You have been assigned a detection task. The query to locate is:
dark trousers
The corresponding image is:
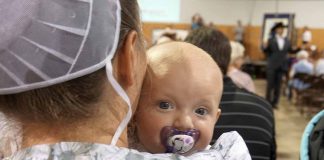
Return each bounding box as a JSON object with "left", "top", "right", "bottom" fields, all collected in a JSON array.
[{"left": 266, "top": 68, "right": 284, "bottom": 107}]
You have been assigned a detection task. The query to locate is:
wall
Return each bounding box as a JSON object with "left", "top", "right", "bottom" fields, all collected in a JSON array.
[
  {"left": 143, "top": 23, "right": 324, "bottom": 61},
  {"left": 180, "top": 0, "right": 252, "bottom": 25},
  {"left": 179, "top": 0, "right": 324, "bottom": 28},
  {"left": 250, "top": 1, "right": 324, "bottom": 28},
  {"left": 142, "top": 23, "right": 266, "bottom": 60},
  {"left": 142, "top": 0, "right": 324, "bottom": 60}
]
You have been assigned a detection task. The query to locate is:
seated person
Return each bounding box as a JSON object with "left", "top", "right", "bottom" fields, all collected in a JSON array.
[
  {"left": 185, "top": 27, "right": 276, "bottom": 160},
  {"left": 289, "top": 50, "right": 314, "bottom": 90},
  {"left": 315, "top": 51, "right": 324, "bottom": 76},
  {"left": 155, "top": 28, "right": 177, "bottom": 45},
  {"left": 129, "top": 42, "right": 251, "bottom": 159},
  {"left": 300, "top": 110, "right": 324, "bottom": 160},
  {"left": 227, "top": 41, "right": 255, "bottom": 93}
]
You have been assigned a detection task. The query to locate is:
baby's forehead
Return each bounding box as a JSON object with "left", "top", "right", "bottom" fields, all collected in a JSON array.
[
  {"left": 146, "top": 42, "right": 223, "bottom": 86},
  {"left": 147, "top": 42, "right": 218, "bottom": 73},
  {"left": 148, "top": 42, "right": 207, "bottom": 62}
]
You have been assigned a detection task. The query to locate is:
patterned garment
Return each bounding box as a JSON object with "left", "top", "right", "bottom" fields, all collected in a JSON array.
[
  {"left": 0, "top": 113, "right": 21, "bottom": 159},
  {"left": 213, "top": 77, "right": 275, "bottom": 160},
  {"left": 3, "top": 131, "right": 251, "bottom": 160}
]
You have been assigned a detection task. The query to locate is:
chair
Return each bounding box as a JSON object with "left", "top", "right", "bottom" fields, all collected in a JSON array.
[
  {"left": 300, "top": 110, "right": 324, "bottom": 160},
  {"left": 295, "top": 75, "right": 324, "bottom": 114},
  {"left": 292, "top": 74, "right": 315, "bottom": 113}
]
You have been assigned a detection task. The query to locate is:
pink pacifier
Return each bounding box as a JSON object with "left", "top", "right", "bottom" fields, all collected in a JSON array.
[{"left": 160, "top": 126, "right": 200, "bottom": 154}]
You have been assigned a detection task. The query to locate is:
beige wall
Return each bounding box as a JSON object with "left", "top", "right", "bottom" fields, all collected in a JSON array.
[
  {"left": 143, "top": 22, "right": 324, "bottom": 61},
  {"left": 178, "top": 0, "right": 324, "bottom": 28}
]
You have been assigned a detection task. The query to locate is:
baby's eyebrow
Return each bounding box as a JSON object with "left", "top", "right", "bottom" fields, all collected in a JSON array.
[{"left": 196, "top": 99, "right": 217, "bottom": 106}]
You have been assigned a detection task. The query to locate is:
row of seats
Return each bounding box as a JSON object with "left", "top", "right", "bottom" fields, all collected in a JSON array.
[{"left": 290, "top": 73, "right": 324, "bottom": 114}]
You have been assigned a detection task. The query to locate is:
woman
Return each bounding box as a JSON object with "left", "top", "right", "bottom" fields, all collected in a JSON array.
[
  {"left": 0, "top": 0, "right": 250, "bottom": 159},
  {"left": 227, "top": 41, "right": 255, "bottom": 93},
  {"left": 0, "top": 0, "right": 147, "bottom": 158}
]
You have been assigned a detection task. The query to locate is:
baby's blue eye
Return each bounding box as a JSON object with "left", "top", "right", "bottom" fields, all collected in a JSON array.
[
  {"left": 195, "top": 108, "right": 208, "bottom": 116},
  {"left": 159, "top": 102, "right": 173, "bottom": 110}
]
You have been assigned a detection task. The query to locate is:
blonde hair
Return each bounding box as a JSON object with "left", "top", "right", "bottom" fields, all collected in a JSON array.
[
  {"left": 230, "top": 41, "right": 245, "bottom": 64},
  {"left": 297, "top": 50, "right": 309, "bottom": 59}
]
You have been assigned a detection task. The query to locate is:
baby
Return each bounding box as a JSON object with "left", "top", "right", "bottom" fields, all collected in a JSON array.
[{"left": 130, "top": 42, "right": 223, "bottom": 155}]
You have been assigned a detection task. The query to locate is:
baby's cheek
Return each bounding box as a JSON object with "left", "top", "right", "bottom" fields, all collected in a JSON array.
[
  {"left": 137, "top": 114, "right": 169, "bottom": 153},
  {"left": 194, "top": 120, "right": 215, "bottom": 150},
  {"left": 195, "top": 132, "right": 213, "bottom": 150}
]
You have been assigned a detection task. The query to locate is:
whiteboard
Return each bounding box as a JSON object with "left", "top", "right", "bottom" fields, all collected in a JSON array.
[{"left": 138, "top": 0, "right": 181, "bottom": 23}]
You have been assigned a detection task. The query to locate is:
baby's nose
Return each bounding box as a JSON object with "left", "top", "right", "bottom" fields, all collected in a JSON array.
[{"left": 173, "top": 114, "right": 194, "bottom": 130}]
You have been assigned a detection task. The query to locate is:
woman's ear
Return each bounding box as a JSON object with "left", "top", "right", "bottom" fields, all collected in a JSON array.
[{"left": 115, "top": 31, "right": 138, "bottom": 89}]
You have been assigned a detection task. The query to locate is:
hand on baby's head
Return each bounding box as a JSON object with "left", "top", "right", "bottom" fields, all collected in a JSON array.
[{"left": 133, "top": 42, "right": 223, "bottom": 155}]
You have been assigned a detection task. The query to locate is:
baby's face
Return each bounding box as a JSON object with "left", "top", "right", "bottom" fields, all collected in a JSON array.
[{"left": 135, "top": 57, "right": 222, "bottom": 155}]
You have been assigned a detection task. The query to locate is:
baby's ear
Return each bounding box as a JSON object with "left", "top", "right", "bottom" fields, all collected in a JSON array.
[{"left": 215, "top": 108, "right": 221, "bottom": 120}]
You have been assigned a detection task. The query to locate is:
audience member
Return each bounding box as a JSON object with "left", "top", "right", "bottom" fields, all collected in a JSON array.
[
  {"left": 288, "top": 50, "right": 313, "bottom": 92},
  {"left": 263, "top": 22, "right": 292, "bottom": 108},
  {"left": 315, "top": 51, "right": 324, "bottom": 76},
  {"left": 228, "top": 41, "right": 255, "bottom": 93},
  {"left": 289, "top": 50, "right": 313, "bottom": 78},
  {"left": 300, "top": 110, "right": 324, "bottom": 160},
  {"left": 186, "top": 27, "right": 276, "bottom": 160},
  {"left": 234, "top": 20, "right": 244, "bottom": 44},
  {"left": 129, "top": 42, "right": 250, "bottom": 159},
  {"left": 302, "top": 26, "right": 312, "bottom": 45},
  {"left": 156, "top": 28, "right": 177, "bottom": 45},
  {"left": 191, "top": 13, "right": 204, "bottom": 30}
]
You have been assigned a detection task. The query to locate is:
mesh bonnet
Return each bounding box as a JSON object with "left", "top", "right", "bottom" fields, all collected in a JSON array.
[
  {"left": 0, "top": 0, "right": 131, "bottom": 145},
  {"left": 0, "top": 0, "right": 120, "bottom": 94}
]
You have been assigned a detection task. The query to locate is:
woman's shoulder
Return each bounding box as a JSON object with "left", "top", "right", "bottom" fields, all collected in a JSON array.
[
  {"left": 0, "top": 113, "right": 21, "bottom": 159},
  {"left": 5, "top": 134, "right": 251, "bottom": 160},
  {"left": 229, "top": 70, "right": 253, "bottom": 83}
]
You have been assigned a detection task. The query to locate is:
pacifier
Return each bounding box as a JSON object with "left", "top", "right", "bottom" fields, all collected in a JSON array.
[{"left": 160, "top": 126, "right": 200, "bottom": 154}]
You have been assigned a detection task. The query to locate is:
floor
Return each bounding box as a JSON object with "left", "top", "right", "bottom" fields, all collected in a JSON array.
[{"left": 254, "top": 80, "right": 310, "bottom": 160}]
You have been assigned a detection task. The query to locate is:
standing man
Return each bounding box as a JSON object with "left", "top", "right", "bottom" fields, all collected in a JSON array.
[{"left": 263, "top": 22, "right": 291, "bottom": 108}]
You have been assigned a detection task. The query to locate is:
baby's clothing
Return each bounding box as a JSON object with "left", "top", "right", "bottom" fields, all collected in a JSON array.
[
  {"left": 3, "top": 131, "right": 251, "bottom": 160},
  {"left": 0, "top": 113, "right": 21, "bottom": 159},
  {"left": 130, "top": 131, "right": 250, "bottom": 159}
]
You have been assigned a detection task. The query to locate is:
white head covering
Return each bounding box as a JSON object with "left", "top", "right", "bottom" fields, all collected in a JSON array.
[
  {"left": 230, "top": 41, "right": 245, "bottom": 63},
  {"left": 0, "top": 0, "right": 129, "bottom": 146}
]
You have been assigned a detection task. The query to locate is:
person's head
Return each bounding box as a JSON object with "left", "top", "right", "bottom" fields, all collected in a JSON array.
[
  {"left": 208, "top": 22, "right": 214, "bottom": 28},
  {"left": 237, "top": 20, "right": 242, "bottom": 26},
  {"left": 297, "top": 50, "right": 309, "bottom": 60},
  {"left": 185, "top": 27, "right": 231, "bottom": 75},
  {"left": 230, "top": 41, "right": 245, "bottom": 69},
  {"left": 191, "top": 14, "right": 201, "bottom": 23},
  {"left": 156, "top": 29, "right": 177, "bottom": 45},
  {"left": 0, "top": 0, "right": 146, "bottom": 139},
  {"left": 191, "top": 13, "right": 204, "bottom": 30},
  {"left": 134, "top": 42, "right": 223, "bottom": 155},
  {"left": 276, "top": 27, "right": 284, "bottom": 36},
  {"left": 272, "top": 22, "right": 286, "bottom": 37}
]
